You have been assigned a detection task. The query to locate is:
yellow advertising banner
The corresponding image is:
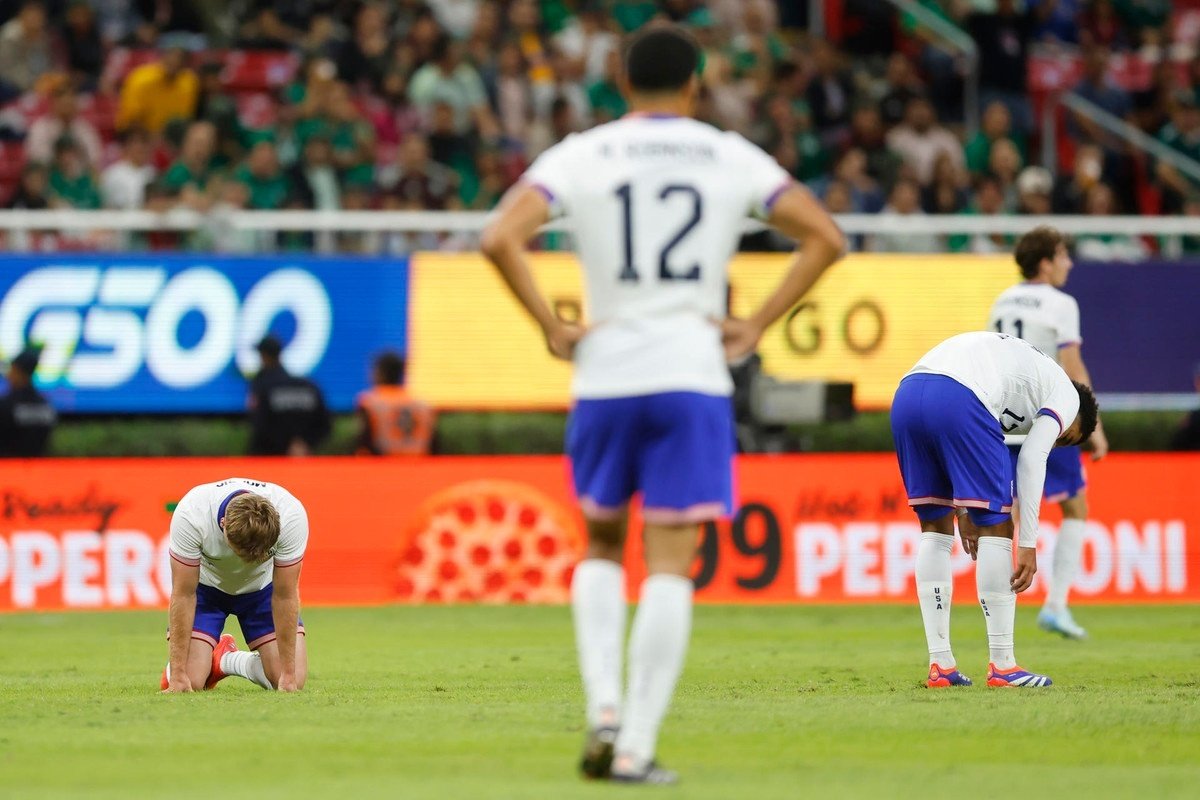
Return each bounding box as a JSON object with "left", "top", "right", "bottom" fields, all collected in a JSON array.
[{"left": 408, "top": 253, "right": 1016, "bottom": 410}]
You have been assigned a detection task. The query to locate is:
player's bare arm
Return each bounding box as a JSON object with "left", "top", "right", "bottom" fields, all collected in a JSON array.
[
  {"left": 722, "top": 185, "right": 845, "bottom": 360},
  {"left": 481, "top": 187, "right": 586, "bottom": 361},
  {"left": 1058, "top": 344, "right": 1108, "bottom": 459},
  {"left": 165, "top": 558, "right": 200, "bottom": 693},
  {"left": 271, "top": 561, "right": 302, "bottom": 692}
]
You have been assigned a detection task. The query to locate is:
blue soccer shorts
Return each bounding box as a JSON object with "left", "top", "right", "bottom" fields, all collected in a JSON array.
[
  {"left": 187, "top": 583, "right": 305, "bottom": 651},
  {"left": 567, "top": 391, "right": 734, "bottom": 524},
  {"left": 891, "top": 373, "right": 1012, "bottom": 526},
  {"left": 1009, "top": 444, "right": 1086, "bottom": 503}
]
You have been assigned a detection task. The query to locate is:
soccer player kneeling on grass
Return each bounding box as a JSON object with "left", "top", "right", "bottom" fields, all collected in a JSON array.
[
  {"left": 161, "top": 478, "right": 308, "bottom": 693},
  {"left": 891, "top": 332, "right": 1098, "bottom": 688}
]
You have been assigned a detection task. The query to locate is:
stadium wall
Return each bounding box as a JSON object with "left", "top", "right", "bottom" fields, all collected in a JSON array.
[{"left": 1, "top": 454, "right": 1196, "bottom": 612}]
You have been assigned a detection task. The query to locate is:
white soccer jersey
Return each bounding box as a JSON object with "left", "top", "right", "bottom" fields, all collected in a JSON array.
[
  {"left": 987, "top": 281, "right": 1082, "bottom": 363},
  {"left": 522, "top": 114, "right": 793, "bottom": 399},
  {"left": 168, "top": 478, "right": 308, "bottom": 595},
  {"left": 907, "top": 331, "right": 1080, "bottom": 437}
]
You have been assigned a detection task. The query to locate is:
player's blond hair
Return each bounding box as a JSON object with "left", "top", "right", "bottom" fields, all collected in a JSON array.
[{"left": 223, "top": 494, "right": 281, "bottom": 565}]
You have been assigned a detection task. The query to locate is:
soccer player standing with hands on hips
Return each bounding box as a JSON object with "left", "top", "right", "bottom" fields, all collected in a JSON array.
[
  {"left": 988, "top": 227, "right": 1108, "bottom": 639},
  {"left": 162, "top": 478, "right": 308, "bottom": 693},
  {"left": 483, "top": 25, "right": 844, "bottom": 784},
  {"left": 891, "top": 332, "right": 1099, "bottom": 689}
]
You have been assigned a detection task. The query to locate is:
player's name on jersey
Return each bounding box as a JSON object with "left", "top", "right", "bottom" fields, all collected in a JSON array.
[{"left": 611, "top": 141, "right": 717, "bottom": 161}]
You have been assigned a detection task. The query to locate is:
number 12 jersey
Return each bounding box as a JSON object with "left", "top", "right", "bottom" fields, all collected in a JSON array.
[{"left": 523, "top": 114, "right": 792, "bottom": 400}]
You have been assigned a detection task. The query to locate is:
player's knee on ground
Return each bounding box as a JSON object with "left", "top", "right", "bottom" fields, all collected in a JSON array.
[
  {"left": 256, "top": 636, "right": 308, "bottom": 689},
  {"left": 186, "top": 638, "right": 214, "bottom": 687}
]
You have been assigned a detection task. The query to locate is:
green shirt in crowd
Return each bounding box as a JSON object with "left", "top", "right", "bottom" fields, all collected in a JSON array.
[
  {"left": 233, "top": 164, "right": 290, "bottom": 210},
  {"left": 49, "top": 170, "right": 101, "bottom": 209}
]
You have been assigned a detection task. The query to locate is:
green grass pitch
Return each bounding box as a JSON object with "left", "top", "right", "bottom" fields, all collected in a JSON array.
[{"left": 1, "top": 605, "right": 1197, "bottom": 799}]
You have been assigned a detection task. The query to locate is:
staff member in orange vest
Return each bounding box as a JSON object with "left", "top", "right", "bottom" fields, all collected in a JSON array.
[{"left": 356, "top": 351, "right": 436, "bottom": 455}]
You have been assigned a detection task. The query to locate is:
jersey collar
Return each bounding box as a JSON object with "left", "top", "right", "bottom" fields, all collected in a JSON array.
[{"left": 217, "top": 490, "right": 250, "bottom": 530}]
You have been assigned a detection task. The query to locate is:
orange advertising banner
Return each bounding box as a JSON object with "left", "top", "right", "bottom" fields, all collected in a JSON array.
[{"left": 0, "top": 454, "right": 1196, "bottom": 611}]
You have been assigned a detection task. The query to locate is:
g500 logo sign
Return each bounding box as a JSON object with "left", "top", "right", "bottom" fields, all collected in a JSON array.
[{"left": 0, "top": 266, "right": 332, "bottom": 388}]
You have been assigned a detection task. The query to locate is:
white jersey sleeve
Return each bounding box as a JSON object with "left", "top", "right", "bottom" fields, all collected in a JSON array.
[
  {"left": 1055, "top": 293, "right": 1081, "bottom": 349},
  {"left": 1037, "top": 369, "right": 1081, "bottom": 436},
  {"left": 1014, "top": 415, "right": 1060, "bottom": 548},
  {"left": 272, "top": 498, "right": 309, "bottom": 568},
  {"left": 522, "top": 135, "right": 579, "bottom": 219},
  {"left": 721, "top": 131, "right": 794, "bottom": 219},
  {"left": 168, "top": 488, "right": 204, "bottom": 567}
]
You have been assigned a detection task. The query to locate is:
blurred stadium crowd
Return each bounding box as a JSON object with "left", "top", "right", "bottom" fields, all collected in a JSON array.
[{"left": 1, "top": 1, "right": 1200, "bottom": 256}]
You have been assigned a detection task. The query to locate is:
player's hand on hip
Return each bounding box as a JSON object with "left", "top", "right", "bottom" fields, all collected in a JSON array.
[
  {"left": 163, "top": 674, "right": 194, "bottom": 693},
  {"left": 719, "top": 317, "right": 764, "bottom": 362},
  {"left": 543, "top": 320, "right": 586, "bottom": 361},
  {"left": 1011, "top": 547, "right": 1037, "bottom": 593},
  {"left": 277, "top": 673, "right": 299, "bottom": 692},
  {"left": 1087, "top": 429, "right": 1109, "bottom": 461}
]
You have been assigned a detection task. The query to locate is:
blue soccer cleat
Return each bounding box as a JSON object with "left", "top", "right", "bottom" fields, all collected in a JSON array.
[
  {"left": 1038, "top": 608, "right": 1088, "bottom": 640},
  {"left": 987, "top": 664, "right": 1053, "bottom": 687},
  {"left": 927, "top": 663, "right": 973, "bottom": 687}
]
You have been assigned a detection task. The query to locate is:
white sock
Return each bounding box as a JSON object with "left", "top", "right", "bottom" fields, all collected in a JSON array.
[
  {"left": 571, "top": 559, "right": 626, "bottom": 727},
  {"left": 916, "top": 532, "right": 955, "bottom": 667},
  {"left": 220, "top": 650, "right": 274, "bottom": 690},
  {"left": 977, "top": 537, "right": 1017, "bottom": 670},
  {"left": 1044, "top": 518, "right": 1085, "bottom": 613},
  {"left": 614, "top": 574, "right": 693, "bottom": 764}
]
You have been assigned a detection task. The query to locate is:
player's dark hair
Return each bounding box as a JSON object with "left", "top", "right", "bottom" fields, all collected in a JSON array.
[
  {"left": 1014, "top": 226, "right": 1067, "bottom": 279},
  {"left": 374, "top": 351, "right": 405, "bottom": 385},
  {"left": 624, "top": 26, "right": 699, "bottom": 93},
  {"left": 1072, "top": 381, "right": 1099, "bottom": 444}
]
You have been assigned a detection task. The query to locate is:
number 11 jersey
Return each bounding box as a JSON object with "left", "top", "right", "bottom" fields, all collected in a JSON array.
[
  {"left": 522, "top": 114, "right": 792, "bottom": 400},
  {"left": 987, "top": 281, "right": 1082, "bottom": 365}
]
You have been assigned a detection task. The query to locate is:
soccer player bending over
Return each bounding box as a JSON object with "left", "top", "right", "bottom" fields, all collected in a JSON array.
[
  {"left": 987, "top": 226, "right": 1108, "bottom": 639},
  {"left": 482, "top": 25, "right": 843, "bottom": 784},
  {"left": 891, "top": 332, "right": 1098, "bottom": 688},
  {"left": 162, "top": 478, "right": 308, "bottom": 693}
]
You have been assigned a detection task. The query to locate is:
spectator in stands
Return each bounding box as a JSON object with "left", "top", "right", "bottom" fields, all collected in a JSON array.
[
  {"left": 297, "top": 13, "right": 341, "bottom": 61},
  {"left": 922, "top": 151, "right": 968, "bottom": 215},
  {"left": 25, "top": 81, "right": 104, "bottom": 169},
  {"left": 950, "top": 174, "right": 1014, "bottom": 254},
  {"left": 196, "top": 61, "right": 247, "bottom": 168},
  {"left": 336, "top": 1, "right": 391, "bottom": 91},
  {"left": 1032, "top": 0, "right": 1083, "bottom": 44},
  {"left": 728, "top": 1, "right": 788, "bottom": 84},
  {"left": 988, "top": 138, "right": 1024, "bottom": 208},
  {"left": 387, "top": 132, "right": 456, "bottom": 209},
  {"left": 1071, "top": 44, "right": 1133, "bottom": 149},
  {"left": 234, "top": 139, "right": 289, "bottom": 210},
  {"left": 964, "top": 101, "right": 1024, "bottom": 177},
  {"left": 493, "top": 42, "right": 533, "bottom": 142},
  {"left": 508, "top": 0, "right": 555, "bottom": 109},
  {"left": 101, "top": 126, "right": 157, "bottom": 209},
  {"left": 426, "top": 0, "right": 481, "bottom": 40},
  {"left": 829, "top": 147, "right": 884, "bottom": 213},
  {"left": 161, "top": 119, "right": 219, "bottom": 210},
  {"left": 63, "top": 0, "right": 104, "bottom": 90},
  {"left": 237, "top": 5, "right": 298, "bottom": 51},
  {"left": 1169, "top": 363, "right": 1200, "bottom": 451},
  {"left": 554, "top": 4, "right": 617, "bottom": 84},
  {"left": 428, "top": 100, "right": 473, "bottom": 184},
  {"left": 1156, "top": 89, "right": 1200, "bottom": 213},
  {"left": 1016, "top": 166, "right": 1054, "bottom": 215},
  {"left": 355, "top": 351, "right": 436, "bottom": 456},
  {"left": 0, "top": 346, "right": 56, "bottom": 458},
  {"left": 849, "top": 105, "right": 901, "bottom": 188},
  {"left": 1079, "top": 0, "right": 1128, "bottom": 49},
  {"left": 806, "top": 39, "right": 854, "bottom": 149},
  {"left": 1053, "top": 143, "right": 1106, "bottom": 214},
  {"left": 116, "top": 45, "right": 199, "bottom": 135},
  {"left": 247, "top": 335, "right": 331, "bottom": 457},
  {"left": 133, "top": 0, "right": 207, "bottom": 46},
  {"left": 878, "top": 53, "right": 922, "bottom": 127},
  {"left": 0, "top": 1, "right": 54, "bottom": 103},
  {"left": 463, "top": 144, "right": 505, "bottom": 210},
  {"left": 286, "top": 133, "right": 340, "bottom": 211},
  {"left": 5, "top": 161, "right": 50, "bottom": 209},
  {"left": 48, "top": 136, "right": 101, "bottom": 209},
  {"left": 965, "top": 0, "right": 1043, "bottom": 133},
  {"left": 1075, "top": 182, "right": 1150, "bottom": 260},
  {"left": 886, "top": 95, "right": 964, "bottom": 186},
  {"left": 869, "top": 178, "right": 940, "bottom": 253},
  {"left": 409, "top": 35, "right": 493, "bottom": 136}
]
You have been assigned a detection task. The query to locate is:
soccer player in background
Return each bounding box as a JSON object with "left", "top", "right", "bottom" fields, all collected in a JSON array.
[
  {"left": 891, "top": 332, "right": 1099, "bottom": 688},
  {"left": 161, "top": 478, "right": 308, "bottom": 693},
  {"left": 988, "top": 227, "right": 1108, "bottom": 639},
  {"left": 482, "top": 25, "right": 844, "bottom": 784}
]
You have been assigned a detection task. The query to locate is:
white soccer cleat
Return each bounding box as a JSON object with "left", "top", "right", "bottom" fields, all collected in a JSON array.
[{"left": 1038, "top": 607, "right": 1088, "bottom": 640}]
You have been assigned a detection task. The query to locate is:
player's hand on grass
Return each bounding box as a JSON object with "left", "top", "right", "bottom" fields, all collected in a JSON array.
[
  {"left": 164, "top": 674, "right": 193, "bottom": 693},
  {"left": 1086, "top": 429, "right": 1109, "bottom": 461},
  {"left": 277, "top": 673, "right": 299, "bottom": 693},
  {"left": 720, "top": 317, "right": 764, "bottom": 361},
  {"left": 542, "top": 320, "right": 586, "bottom": 361},
  {"left": 1011, "top": 547, "right": 1037, "bottom": 593}
]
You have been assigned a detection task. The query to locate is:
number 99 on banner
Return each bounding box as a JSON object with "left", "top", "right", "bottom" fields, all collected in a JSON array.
[{"left": 691, "top": 503, "right": 784, "bottom": 595}]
